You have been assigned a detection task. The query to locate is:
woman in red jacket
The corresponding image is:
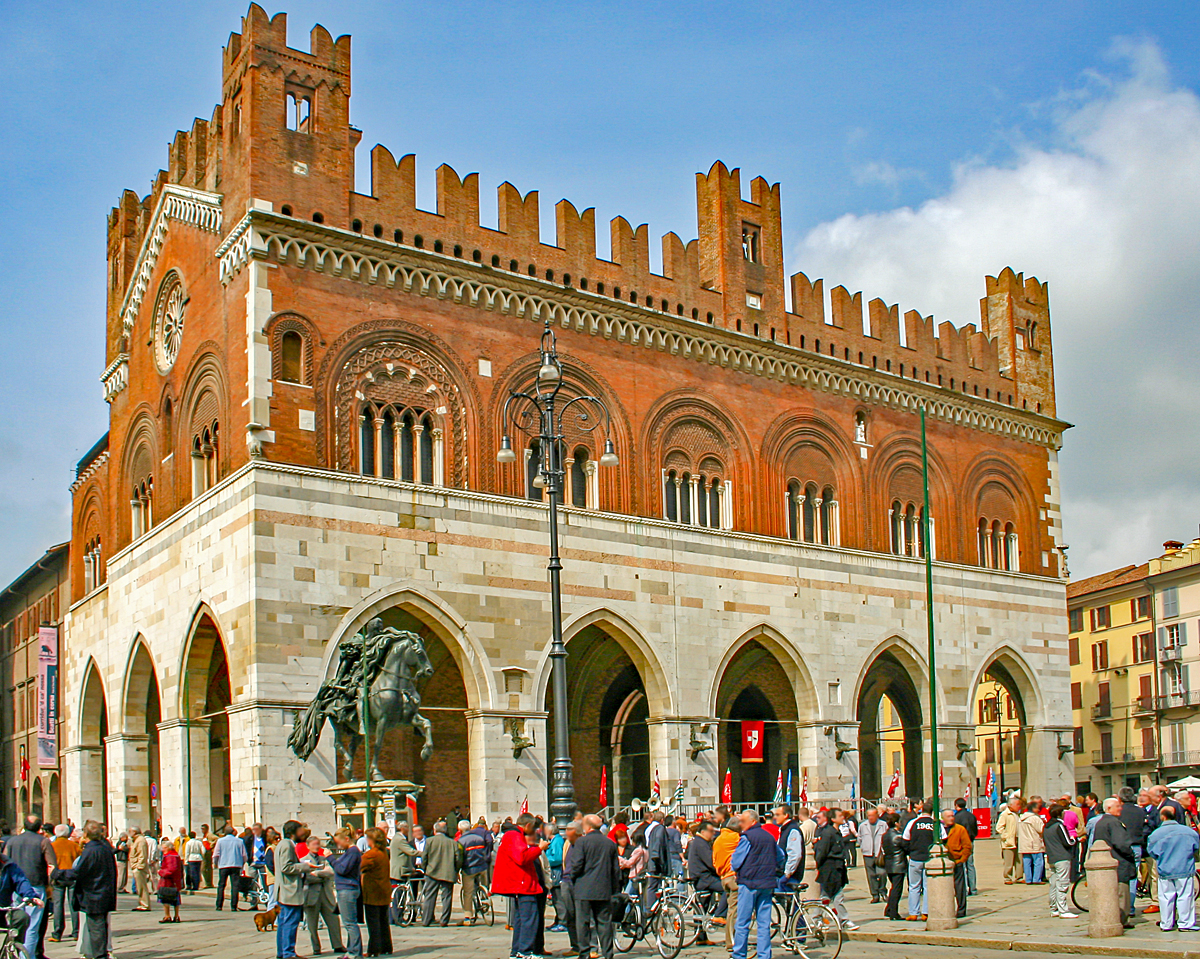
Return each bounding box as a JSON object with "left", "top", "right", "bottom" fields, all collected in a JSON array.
[
  {"left": 492, "top": 813, "right": 549, "bottom": 958},
  {"left": 157, "top": 838, "right": 184, "bottom": 923}
]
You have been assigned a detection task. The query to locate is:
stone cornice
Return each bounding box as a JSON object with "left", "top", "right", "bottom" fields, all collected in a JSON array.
[
  {"left": 100, "top": 353, "right": 129, "bottom": 403},
  {"left": 216, "top": 211, "right": 1070, "bottom": 450},
  {"left": 118, "top": 184, "right": 224, "bottom": 340},
  {"left": 70, "top": 450, "right": 110, "bottom": 495}
]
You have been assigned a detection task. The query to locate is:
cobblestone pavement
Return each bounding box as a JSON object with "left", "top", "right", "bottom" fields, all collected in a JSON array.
[{"left": 40, "top": 841, "right": 1200, "bottom": 959}]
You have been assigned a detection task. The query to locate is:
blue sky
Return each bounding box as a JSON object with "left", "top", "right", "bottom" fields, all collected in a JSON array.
[{"left": 3, "top": 1, "right": 1200, "bottom": 584}]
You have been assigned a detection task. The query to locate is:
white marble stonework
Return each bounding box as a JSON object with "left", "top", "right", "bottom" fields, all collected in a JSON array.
[{"left": 63, "top": 462, "right": 1072, "bottom": 833}]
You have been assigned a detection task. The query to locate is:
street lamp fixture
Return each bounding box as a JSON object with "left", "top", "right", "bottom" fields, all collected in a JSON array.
[{"left": 497, "top": 317, "right": 619, "bottom": 827}]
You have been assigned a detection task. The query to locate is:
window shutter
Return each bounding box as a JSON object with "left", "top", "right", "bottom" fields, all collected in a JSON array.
[
  {"left": 1181, "top": 622, "right": 1189, "bottom": 646},
  {"left": 1159, "top": 626, "right": 1168, "bottom": 649},
  {"left": 1184, "top": 664, "right": 1191, "bottom": 692},
  {"left": 1164, "top": 587, "right": 1179, "bottom": 619}
]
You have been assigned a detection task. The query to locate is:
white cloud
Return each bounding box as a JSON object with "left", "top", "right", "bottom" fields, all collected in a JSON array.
[{"left": 794, "top": 39, "right": 1200, "bottom": 579}]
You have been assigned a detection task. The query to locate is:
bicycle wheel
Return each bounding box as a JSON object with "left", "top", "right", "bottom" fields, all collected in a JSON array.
[
  {"left": 616, "top": 901, "right": 641, "bottom": 953},
  {"left": 1070, "top": 877, "right": 1089, "bottom": 914},
  {"left": 674, "top": 896, "right": 701, "bottom": 948},
  {"left": 654, "top": 900, "right": 687, "bottom": 959},
  {"left": 793, "top": 901, "right": 842, "bottom": 959},
  {"left": 477, "top": 890, "right": 495, "bottom": 926},
  {"left": 771, "top": 897, "right": 787, "bottom": 938}
]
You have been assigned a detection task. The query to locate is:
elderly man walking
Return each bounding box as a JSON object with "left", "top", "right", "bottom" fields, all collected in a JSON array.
[
  {"left": 1093, "top": 797, "right": 1136, "bottom": 928},
  {"left": 996, "top": 798, "right": 1022, "bottom": 884},
  {"left": 275, "top": 820, "right": 317, "bottom": 959},
  {"left": 422, "top": 820, "right": 463, "bottom": 926},
  {"left": 568, "top": 814, "right": 621, "bottom": 959},
  {"left": 731, "top": 810, "right": 785, "bottom": 959},
  {"left": 858, "top": 807, "right": 888, "bottom": 903},
  {"left": 457, "top": 818, "right": 491, "bottom": 926},
  {"left": 1146, "top": 806, "right": 1200, "bottom": 932},
  {"left": 127, "top": 826, "right": 151, "bottom": 911},
  {"left": 51, "top": 820, "right": 116, "bottom": 959}
]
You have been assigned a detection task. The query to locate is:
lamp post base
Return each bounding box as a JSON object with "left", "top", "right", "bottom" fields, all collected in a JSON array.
[{"left": 924, "top": 846, "right": 959, "bottom": 931}]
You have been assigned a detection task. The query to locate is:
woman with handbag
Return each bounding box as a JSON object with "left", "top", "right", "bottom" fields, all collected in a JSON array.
[
  {"left": 880, "top": 813, "right": 908, "bottom": 920},
  {"left": 157, "top": 839, "right": 183, "bottom": 923}
]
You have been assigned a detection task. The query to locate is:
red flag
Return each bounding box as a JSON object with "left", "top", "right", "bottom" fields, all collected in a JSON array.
[
  {"left": 938, "top": 771, "right": 944, "bottom": 798},
  {"left": 741, "top": 721, "right": 765, "bottom": 763},
  {"left": 651, "top": 769, "right": 661, "bottom": 800},
  {"left": 887, "top": 771, "right": 900, "bottom": 798},
  {"left": 964, "top": 782, "right": 971, "bottom": 802},
  {"left": 799, "top": 772, "right": 808, "bottom": 805},
  {"left": 520, "top": 796, "right": 529, "bottom": 816},
  {"left": 405, "top": 793, "right": 418, "bottom": 827},
  {"left": 599, "top": 765, "right": 608, "bottom": 808},
  {"left": 984, "top": 767, "right": 995, "bottom": 801},
  {"left": 721, "top": 769, "right": 732, "bottom": 804}
]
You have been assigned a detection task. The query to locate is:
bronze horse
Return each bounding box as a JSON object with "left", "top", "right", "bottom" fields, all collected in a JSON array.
[{"left": 291, "top": 629, "right": 435, "bottom": 782}]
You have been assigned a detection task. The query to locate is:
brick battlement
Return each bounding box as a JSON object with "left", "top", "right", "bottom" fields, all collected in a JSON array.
[{"left": 105, "top": 4, "right": 1058, "bottom": 417}]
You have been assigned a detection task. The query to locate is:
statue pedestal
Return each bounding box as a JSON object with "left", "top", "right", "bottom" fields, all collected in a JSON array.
[{"left": 322, "top": 780, "right": 424, "bottom": 831}]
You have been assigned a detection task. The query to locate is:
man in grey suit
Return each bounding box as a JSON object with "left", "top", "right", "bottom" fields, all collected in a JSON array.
[
  {"left": 301, "top": 841, "right": 344, "bottom": 956},
  {"left": 274, "top": 821, "right": 317, "bottom": 959},
  {"left": 568, "top": 815, "right": 622, "bottom": 959}
]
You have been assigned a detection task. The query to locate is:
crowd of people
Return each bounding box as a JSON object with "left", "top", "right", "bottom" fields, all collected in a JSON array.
[{"left": 3, "top": 782, "right": 1198, "bottom": 959}]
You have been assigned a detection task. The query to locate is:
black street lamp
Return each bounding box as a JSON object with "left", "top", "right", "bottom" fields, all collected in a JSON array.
[{"left": 498, "top": 318, "right": 619, "bottom": 827}]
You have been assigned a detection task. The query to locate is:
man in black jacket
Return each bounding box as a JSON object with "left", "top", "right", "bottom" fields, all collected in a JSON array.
[
  {"left": 567, "top": 815, "right": 621, "bottom": 959},
  {"left": 6, "top": 815, "right": 56, "bottom": 959},
  {"left": 687, "top": 820, "right": 724, "bottom": 944},
  {"left": 51, "top": 821, "right": 117, "bottom": 959},
  {"left": 816, "top": 810, "right": 856, "bottom": 930},
  {"left": 953, "top": 798, "right": 979, "bottom": 896},
  {"left": 1117, "top": 786, "right": 1146, "bottom": 916},
  {"left": 1093, "top": 797, "right": 1136, "bottom": 927}
]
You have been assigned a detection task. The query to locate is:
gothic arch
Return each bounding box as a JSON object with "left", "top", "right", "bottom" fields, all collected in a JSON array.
[
  {"left": 489, "top": 351, "right": 635, "bottom": 514},
  {"left": 314, "top": 320, "right": 480, "bottom": 488},
  {"left": 120, "top": 636, "right": 163, "bottom": 732},
  {"left": 178, "top": 603, "right": 232, "bottom": 717},
  {"left": 962, "top": 453, "right": 1038, "bottom": 573},
  {"left": 852, "top": 633, "right": 940, "bottom": 716},
  {"left": 867, "top": 432, "right": 953, "bottom": 558},
  {"left": 533, "top": 607, "right": 674, "bottom": 717},
  {"left": 640, "top": 390, "right": 753, "bottom": 527},
  {"left": 322, "top": 583, "right": 493, "bottom": 711},
  {"left": 761, "top": 409, "right": 859, "bottom": 544},
  {"left": 967, "top": 644, "right": 1044, "bottom": 728},
  {"left": 708, "top": 624, "right": 820, "bottom": 722},
  {"left": 78, "top": 658, "right": 109, "bottom": 744},
  {"left": 265, "top": 311, "right": 320, "bottom": 385}
]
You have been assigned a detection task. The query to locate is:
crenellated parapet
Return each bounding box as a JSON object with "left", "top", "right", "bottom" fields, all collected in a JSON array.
[{"left": 103, "top": 3, "right": 1058, "bottom": 418}]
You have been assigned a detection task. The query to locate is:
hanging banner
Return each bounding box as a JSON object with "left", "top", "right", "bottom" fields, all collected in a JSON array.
[
  {"left": 599, "top": 765, "right": 608, "bottom": 808},
  {"left": 721, "top": 769, "right": 732, "bottom": 804},
  {"left": 741, "top": 721, "right": 765, "bottom": 763},
  {"left": 37, "top": 626, "right": 58, "bottom": 768}
]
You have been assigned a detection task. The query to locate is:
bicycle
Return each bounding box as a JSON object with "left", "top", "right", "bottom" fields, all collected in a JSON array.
[
  {"left": 391, "top": 875, "right": 423, "bottom": 926},
  {"left": 471, "top": 879, "right": 495, "bottom": 926},
  {"left": 614, "top": 875, "right": 687, "bottom": 959},
  {"left": 660, "top": 875, "right": 722, "bottom": 948},
  {"left": 1, "top": 899, "right": 34, "bottom": 959},
  {"left": 1071, "top": 867, "right": 1200, "bottom": 914},
  {"left": 774, "top": 883, "right": 844, "bottom": 959}
]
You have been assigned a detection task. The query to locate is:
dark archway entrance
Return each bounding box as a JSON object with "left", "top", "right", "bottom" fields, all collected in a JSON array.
[
  {"left": 183, "top": 615, "right": 232, "bottom": 829},
  {"left": 974, "top": 661, "right": 1029, "bottom": 798},
  {"left": 548, "top": 625, "right": 650, "bottom": 812},
  {"left": 346, "top": 607, "right": 470, "bottom": 827},
  {"left": 125, "top": 643, "right": 162, "bottom": 833},
  {"left": 716, "top": 640, "right": 800, "bottom": 804},
  {"left": 858, "top": 650, "right": 924, "bottom": 799},
  {"left": 80, "top": 662, "right": 109, "bottom": 826}
]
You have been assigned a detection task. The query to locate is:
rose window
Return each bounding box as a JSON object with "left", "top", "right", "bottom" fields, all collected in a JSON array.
[{"left": 154, "top": 274, "right": 185, "bottom": 373}]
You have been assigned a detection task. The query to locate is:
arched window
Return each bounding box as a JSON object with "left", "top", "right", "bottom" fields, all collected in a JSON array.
[
  {"left": 663, "top": 469, "right": 679, "bottom": 522},
  {"left": 162, "top": 398, "right": 173, "bottom": 454},
  {"left": 663, "top": 460, "right": 727, "bottom": 529},
  {"left": 130, "top": 477, "right": 153, "bottom": 539},
  {"left": 787, "top": 481, "right": 802, "bottom": 540},
  {"left": 891, "top": 500, "right": 931, "bottom": 558},
  {"left": 359, "top": 402, "right": 443, "bottom": 488},
  {"left": 1004, "top": 522, "right": 1018, "bottom": 572},
  {"left": 280, "top": 331, "right": 303, "bottom": 383},
  {"left": 569, "top": 446, "right": 595, "bottom": 509},
  {"left": 191, "top": 420, "right": 221, "bottom": 497},
  {"left": 978, "top": 519, "right": 990, "bottom": 568},
  {"left": 83, "top": 535, "right": 104, "bottom": 593}
]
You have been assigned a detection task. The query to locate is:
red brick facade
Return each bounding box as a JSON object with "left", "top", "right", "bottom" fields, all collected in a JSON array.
[{"left": 72, "top": 4, "right": 1066, "bottom": 607}]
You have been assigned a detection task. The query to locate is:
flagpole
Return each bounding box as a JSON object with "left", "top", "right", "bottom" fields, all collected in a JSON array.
[{"left": 921, "top": 406, "right": 939, "bottom": 821}]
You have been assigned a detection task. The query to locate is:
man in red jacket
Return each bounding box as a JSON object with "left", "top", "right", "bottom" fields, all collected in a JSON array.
[{"left": 492, "top": 813, "right": 549, "bottom": 958}]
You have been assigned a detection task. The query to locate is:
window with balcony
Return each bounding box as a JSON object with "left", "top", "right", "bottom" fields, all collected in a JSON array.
[
  {"left": 1099, "top": 731, "right": 1114, "bottom": 764},
  {"left": 1139, "top": 673, "right": 1154, "bottom": 711},
  {"left": 1142, "top": 727, "right": 1156, "bottom": 760},
  {"left": 1096, "top": 681, "right": 1111, "bottom": 716}
]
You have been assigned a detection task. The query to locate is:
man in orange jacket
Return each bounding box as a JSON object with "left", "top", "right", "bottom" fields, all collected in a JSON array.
[
  {"left": 942, "top": 810, "right": 973, "bottom": 919},
  {"left": 712, "top": 818, "right": 742, "bottom": 951}
]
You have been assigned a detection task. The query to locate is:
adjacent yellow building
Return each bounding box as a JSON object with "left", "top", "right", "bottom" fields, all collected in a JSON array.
[{"left": 1067, "top": 537, "right": 1200, "bottom": 798}]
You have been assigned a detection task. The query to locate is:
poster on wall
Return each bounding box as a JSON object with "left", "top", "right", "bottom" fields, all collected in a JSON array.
[
  {"left": 37, "top": 626, "right": 58, "bottom": 767},
  {"left": 742, "top": 720, "right": 765, "bottom": 763}
]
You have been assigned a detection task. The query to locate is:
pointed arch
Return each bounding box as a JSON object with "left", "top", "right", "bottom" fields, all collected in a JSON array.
[
  {"left": 962, "top": 453, "right": 1039, "bottom": 573},
  {"left": 761, "top": 409, "right": 859, "bottom": 544},
  {"left": 78, "top": 657, "right": 109, "bottom": 744},
  {"left": 121, "top": 635, "right": 163, "bottom": 733},
  {"left": 179, "top": 603, "right": 231, "bottom": 718},
  {"left": 852, "top": 632, "right": 940, "bottom": 715},
  {"left": 709, "top": 624, "right": 820, "bottom": 723},
  {"left": 321, "top": 582, "right": 492, "bottom": 711},
  {"left": 867, "top": 430, "right": 953, "bottom": 559},
  {"left": 533, "top": 607, "right": 673, "bottom": 717},
  {"left": 968, "top": 643, "right": 1044, "bottom": 728}
]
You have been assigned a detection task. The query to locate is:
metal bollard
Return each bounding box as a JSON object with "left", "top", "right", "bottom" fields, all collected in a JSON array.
[
  {"left": 925, "top": 844, "right": 959, "bottom": 931},
  {"left": 1085, "top": 839, "right": 1124, "bottom": 938}
]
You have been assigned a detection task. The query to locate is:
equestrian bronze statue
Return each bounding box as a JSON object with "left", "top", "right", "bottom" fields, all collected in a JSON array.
[{"left": 289, "top": 618, "right": 435, "bottom": 781}]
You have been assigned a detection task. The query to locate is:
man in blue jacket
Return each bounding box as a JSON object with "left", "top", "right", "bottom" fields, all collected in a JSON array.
[
  {"left": 1146, "top": 806, "right": 1200, "bottom": 932},
  {"left": 731, "top": 810, "right": 785, "bottom": 959}
]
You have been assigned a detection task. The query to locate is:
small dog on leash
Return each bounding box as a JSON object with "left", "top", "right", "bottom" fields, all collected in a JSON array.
[{"left": 253, "top": 906, "right": 279, "bottom": 932}]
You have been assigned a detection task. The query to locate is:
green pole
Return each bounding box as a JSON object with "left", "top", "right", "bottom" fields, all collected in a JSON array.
[
  {"left": 921, "top": 406, "right": 939, "bottom": 821},
  {"left": 184, "top": 669, "right": 192, "bottom": 836},
  {"left": 364, "top": 658, "right": 372, "bottom": 832}
]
